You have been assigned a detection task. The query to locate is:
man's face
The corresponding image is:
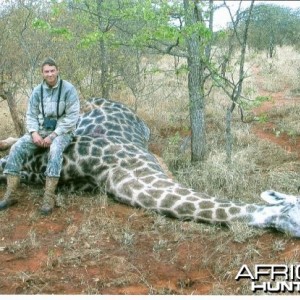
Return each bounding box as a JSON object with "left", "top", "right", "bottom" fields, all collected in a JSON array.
[{"left": 42, "top": 64, "right": 59, "bottom": 87}]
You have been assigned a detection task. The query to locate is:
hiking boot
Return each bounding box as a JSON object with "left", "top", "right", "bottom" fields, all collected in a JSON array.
[
  {"left": 40, "top": 177, "right": 59, "bottom": 215},
  {"left": 0, "top": 175, "right": 20, "bottom": 210}
]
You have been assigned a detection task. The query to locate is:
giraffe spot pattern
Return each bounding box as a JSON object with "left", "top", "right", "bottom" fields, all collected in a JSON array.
[
  {"left": 138, "top": 192, "right": 157, "bottom": 207},
  {"left": 174, "top": 202, "right": 195, "bottom": 215},
  {"left": 199, "top": 210, "right": 213, "bottom": 220},
  {"left": 160, "top": 194, "right": 181, "bottom": 207},
  {"left": 175, "top": 188, "right": 191, "bottom": 196},
  {"left": 152, "top": 180, "right": 174, "bottom": 189},
  {"left": 122, "top": 180, "right": 145, "bottom": 193},
  {"left": 198, "top": 200, "right": 215, "bottom": 209},
  {"left": 146, "top": 189, "right": 164, "bottom": 199},
  {"left": 215, "top": 208, "right": 228, "bottom": 220},
  {"left": 141, "top": 176, "right": 157, "bottom": 184},
  {"left": 229, "top": 206, "right": 241, "bottom": 215}
]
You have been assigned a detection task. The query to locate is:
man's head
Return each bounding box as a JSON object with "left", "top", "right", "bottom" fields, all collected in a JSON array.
[{"left": 41, "top": 58, "right": 59, "bottom": 87}]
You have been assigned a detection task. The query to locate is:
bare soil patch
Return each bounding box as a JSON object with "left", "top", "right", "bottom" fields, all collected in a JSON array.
[{"left": 252, "top": 90, "right": 300, "bottom": 157}]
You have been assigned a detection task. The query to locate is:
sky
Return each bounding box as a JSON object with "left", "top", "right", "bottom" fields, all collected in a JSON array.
[{"left": 213, "top": 0, "right": 300, "bottom": 30}]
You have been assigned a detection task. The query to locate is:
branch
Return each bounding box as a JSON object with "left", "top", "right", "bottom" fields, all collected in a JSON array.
[{"left": 144, "top": 40, "right": 187, "bottom": 58}]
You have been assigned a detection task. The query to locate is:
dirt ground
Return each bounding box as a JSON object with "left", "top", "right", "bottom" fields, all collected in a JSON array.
[{"left": 1, "top": 65, "right": 300, "bottom": 295}]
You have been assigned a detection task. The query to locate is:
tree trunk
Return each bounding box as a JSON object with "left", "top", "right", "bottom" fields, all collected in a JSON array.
[
  {"left": 225, "top": 104, "right": 234, "bottom": 163},
  {"left": 0, "top": 89, "right": 25, "bottom": 137},
  {"left": 225, "top": 0, "right": 254, "bottom": 163},
  {"left": 99, "top": 38, "right": 110, "bottom": 98},
  {"left": 184, "top": 0, "right": 206, "bottom": 162},
  {"left": 187, "top": 53, "right": 206, "bottom": 162},
  {"left": 97, "top": 0, "right": 110, "bottom": 99}
]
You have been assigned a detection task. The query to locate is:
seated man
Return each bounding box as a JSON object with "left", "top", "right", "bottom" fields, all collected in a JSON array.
[{"left": 0, "top": 57, "right": 80, "bottom": 215}]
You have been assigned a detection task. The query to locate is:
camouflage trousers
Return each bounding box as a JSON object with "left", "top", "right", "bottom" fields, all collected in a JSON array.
[{"left": 3, "top": 131, "right": 73, "bottom": 178}]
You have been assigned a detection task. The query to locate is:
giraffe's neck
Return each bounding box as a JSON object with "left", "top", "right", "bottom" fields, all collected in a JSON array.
[{"left": 104, "top": 159, "right": 286, "bottom": 230}]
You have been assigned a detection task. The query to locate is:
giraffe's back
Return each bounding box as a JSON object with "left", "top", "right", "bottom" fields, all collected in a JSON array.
[
  {"left": 0, "top": 98, "right": 154, "bottom": 191},
  {"left": 76, "top": 98, "right": 150, "bottom": 148}
]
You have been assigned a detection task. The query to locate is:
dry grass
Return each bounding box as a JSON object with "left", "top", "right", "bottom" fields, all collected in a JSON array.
[
  {"left": 157, "top": 46, "right": 300, "bottom": 198},
  {"left": 243, "top": 46, "right": 300, "bottom": 94},
  {"left": 269, "top": 103, "right": 300, "bottom": 136}
]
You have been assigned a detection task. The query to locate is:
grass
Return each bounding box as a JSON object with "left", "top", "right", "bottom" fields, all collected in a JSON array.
[
  {"left": 241, "top": 95, "right": 273, "bottom": 111},
  {"left": 164, "top": 135, "right": 298, "bottom": 202},
  {"left": 270, "top": 104, "right": 300, "bottom": 136}
]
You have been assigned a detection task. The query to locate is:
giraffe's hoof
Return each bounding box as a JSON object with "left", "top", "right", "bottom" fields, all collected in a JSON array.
[{"left": 0, "top": 199, "right": 17, "bottom": 210}]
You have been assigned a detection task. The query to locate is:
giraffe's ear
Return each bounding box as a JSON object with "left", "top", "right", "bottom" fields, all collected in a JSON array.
[{"left": 260, "top": 190, "right": 298, "bottom": 205}]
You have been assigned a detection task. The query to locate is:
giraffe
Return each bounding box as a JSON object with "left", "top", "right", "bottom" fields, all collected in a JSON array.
[{"left": 0, "top": 98, "right": 300, "bottom": 237}]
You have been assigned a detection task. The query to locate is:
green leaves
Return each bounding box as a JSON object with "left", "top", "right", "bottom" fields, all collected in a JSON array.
[
  {"left": 79, "top": 31, "right": 102, "bottom": 48},
  {"left": 32, "top": 18, "right": 73, "bottom": 40},
  {"left": 32, "top": 19, "right": 50, "bottom": 30}
]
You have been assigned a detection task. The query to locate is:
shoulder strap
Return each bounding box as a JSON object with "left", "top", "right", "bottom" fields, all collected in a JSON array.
[
  {"left": 56, "top": 79, "right": 63, "bottom": 117},
  {"left": 40, "top": 83, "right": 45, "bottom": 118}
]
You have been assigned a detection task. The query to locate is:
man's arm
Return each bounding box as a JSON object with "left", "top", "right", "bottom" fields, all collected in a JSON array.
[
  {"left": 26, "top": 87, "right": 41, "bottom": 134},
  {"left": 53, "top": 85, "right": 80, "bottom": 136}
]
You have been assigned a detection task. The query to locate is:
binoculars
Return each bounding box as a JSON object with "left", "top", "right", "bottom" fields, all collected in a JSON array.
[{"left": 44, "top": 117, "right": 57, "bottom": 130}]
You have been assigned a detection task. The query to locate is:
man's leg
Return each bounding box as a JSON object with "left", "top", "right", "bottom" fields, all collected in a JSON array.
[
  {"left": 40, "top": 134, "right": 72, "bottom": 215},
  {"left": 0, "top": 134, "right": 39, "bottom": 210}
]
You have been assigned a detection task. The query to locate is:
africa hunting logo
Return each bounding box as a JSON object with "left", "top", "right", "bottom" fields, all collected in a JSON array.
[{"left": 235, "top": 264, "right": 300, "bottom": 293}]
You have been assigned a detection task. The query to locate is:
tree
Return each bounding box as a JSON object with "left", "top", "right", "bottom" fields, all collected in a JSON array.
[
  {"left": 183, "top": 0, "right": 209, "bottom": 162},
  {"left": 225, "top": 0, "right": 254, "bottom": 163},
  {"left": 0, "top": 2, "right": 39, "bottom": 136},
  {"left": 210, "top": 0, "right": 255, "bottom": 163},
  {"left": 113, "top": 0, "right": 214, "bottom": 162},
  {"left": 67, "top": 0, "right": 135, "bottom": 98},
  {"left": 244, "top": 4, "right": 300, "bottom": 57}
]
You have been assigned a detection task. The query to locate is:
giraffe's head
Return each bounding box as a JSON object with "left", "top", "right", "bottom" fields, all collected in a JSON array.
[{"left": 260, "top": 190, "right": 300, "bottom": 237}]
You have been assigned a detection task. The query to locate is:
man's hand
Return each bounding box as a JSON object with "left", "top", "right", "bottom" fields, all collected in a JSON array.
[
  {"left": 43, "top": 136, "right": 52, "bottom": 148},
  {"left": 43, "top": 132, "right": 57, "bottom": 148},
  {"left": 31, "top": 132, "right": 45, "bottom": 147},
  {"left": 31, "top": 132, "right": 57, "bottom": 148}
]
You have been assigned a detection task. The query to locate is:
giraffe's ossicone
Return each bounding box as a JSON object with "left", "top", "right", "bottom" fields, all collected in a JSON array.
[{"left": 1, "top": 98, "right": 300, "bottom": 238}]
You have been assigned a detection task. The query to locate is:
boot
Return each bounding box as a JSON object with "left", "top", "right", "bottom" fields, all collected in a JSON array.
[
  {"left": 40, "top": 177, "right": 59, "bottom": 215},
  {"left": 0, "top": 175, "right": 20, "bottom": 210}
]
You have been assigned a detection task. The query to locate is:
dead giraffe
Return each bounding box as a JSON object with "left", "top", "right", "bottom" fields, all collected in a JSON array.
[{"left": 0, "top": 98, "right": 300, "bottom": 237}]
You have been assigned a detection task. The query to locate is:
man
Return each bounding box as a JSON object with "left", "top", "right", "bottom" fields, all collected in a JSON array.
[{"left": 0, "top": 58, "right": 80, "bottom": 215}]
